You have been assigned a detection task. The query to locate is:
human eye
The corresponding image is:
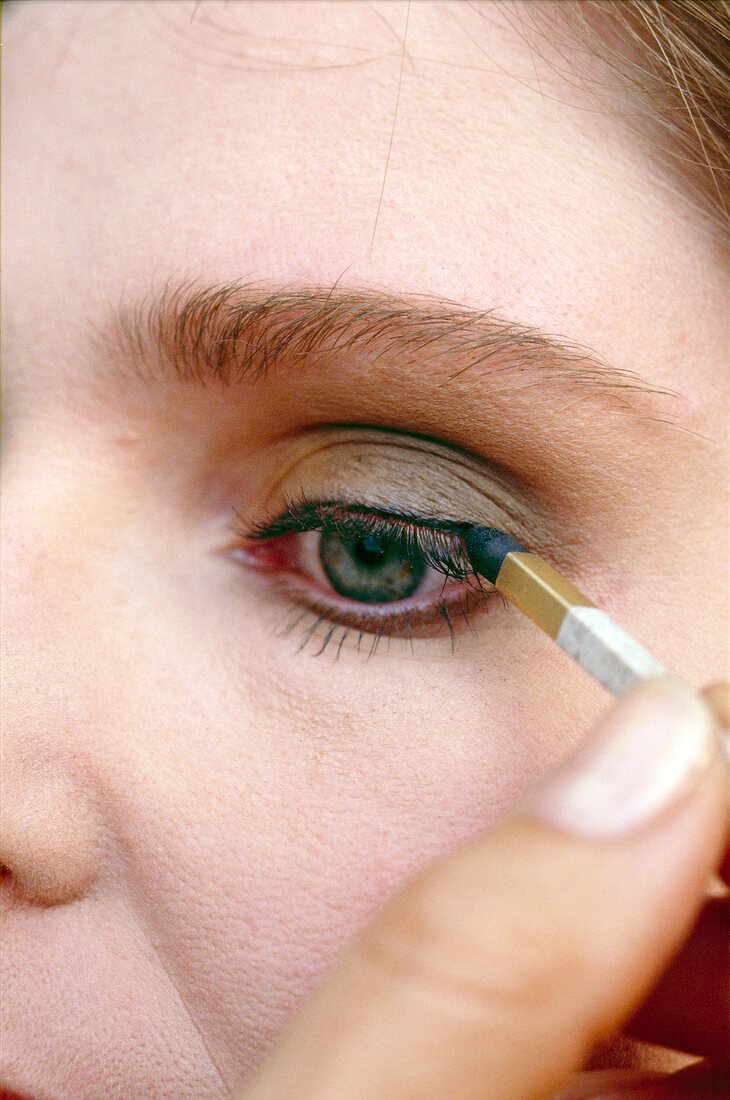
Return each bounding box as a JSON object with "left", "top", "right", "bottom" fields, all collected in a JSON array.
[{"left": 230, "top": 496, "right": 501, "bottom": 657}]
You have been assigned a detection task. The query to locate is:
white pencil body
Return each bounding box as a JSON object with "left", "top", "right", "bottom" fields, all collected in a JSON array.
[{"left": 556, "top": 606, "right": 668, "bottom": 696}]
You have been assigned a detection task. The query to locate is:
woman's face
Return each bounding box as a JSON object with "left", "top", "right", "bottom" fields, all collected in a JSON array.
[{"left": 2, "top": 2, "right": 728, "bottom": 1097}]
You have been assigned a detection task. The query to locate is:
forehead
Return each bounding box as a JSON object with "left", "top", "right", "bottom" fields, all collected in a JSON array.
[
  {"left": 0, "top": 2, "right": 660, "bottom": 284},
  {"left": 3, "top": 0, "right": 727, "bottom": 409}
]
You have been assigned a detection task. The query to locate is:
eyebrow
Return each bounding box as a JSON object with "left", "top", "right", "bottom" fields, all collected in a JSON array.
[{"left": 104, "top": 281, "right": 670, "bottom": 419}]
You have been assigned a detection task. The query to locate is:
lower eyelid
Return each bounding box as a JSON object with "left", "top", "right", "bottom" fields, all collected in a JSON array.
[{"left": 270, "top": 575, "right": 499, "bottom": 646}]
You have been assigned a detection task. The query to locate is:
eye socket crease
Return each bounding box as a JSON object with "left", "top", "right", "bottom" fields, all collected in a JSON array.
[{"left": 98, "top": 280, "right": 677, "bottom": 427}]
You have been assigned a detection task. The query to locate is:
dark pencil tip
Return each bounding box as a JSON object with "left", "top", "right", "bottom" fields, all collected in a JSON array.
[{"left": 463, "top": 526, "right": 527, "bottom": 584}]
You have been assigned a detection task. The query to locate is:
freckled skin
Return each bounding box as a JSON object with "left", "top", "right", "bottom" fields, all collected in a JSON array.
[{"left": 1, "top": 2, "right": 728, "bottom": 1098}]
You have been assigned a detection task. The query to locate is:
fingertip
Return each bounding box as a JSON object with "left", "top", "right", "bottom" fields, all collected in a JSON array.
[
  {"left": 520, "top": 678, "right": 721, "bottom": 839},
  {"left": 700, "top": 682, "right": 730, "bottom": 732}
]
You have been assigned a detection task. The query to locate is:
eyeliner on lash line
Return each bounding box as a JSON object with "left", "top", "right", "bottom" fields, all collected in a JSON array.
[
  {"left": 247, "top": 500, "right": 470, "bottom": 540},
  {"left": 246, "top": 500, "right": 477, "bottom": 581}
]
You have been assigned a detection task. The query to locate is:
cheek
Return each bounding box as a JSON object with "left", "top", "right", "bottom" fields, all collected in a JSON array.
[
  {"left": 109, "top": 584, "right": 604, "bottom": 1078},
  {"left": 5, "top": 466, "right": 608, "bottom": 1083},
  {"left": 6, "top": 464, "right": 609, "bottom": 1088}
]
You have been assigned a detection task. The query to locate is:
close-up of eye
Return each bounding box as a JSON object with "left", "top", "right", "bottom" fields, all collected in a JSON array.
[{"left": 232, "top": 499, "right": 500, "bottom": 651}]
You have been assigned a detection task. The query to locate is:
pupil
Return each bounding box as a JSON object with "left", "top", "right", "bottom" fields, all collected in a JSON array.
[
  {"left": 318, "top": 529, "right": 427, "bottom": 604},
  {"left": 353, "top": 536, "right": 387, "bottom": 567}
]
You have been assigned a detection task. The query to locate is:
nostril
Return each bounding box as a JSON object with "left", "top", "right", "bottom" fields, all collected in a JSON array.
[{"left": 0, "top": 778, "right": 101, "bottom": 907}]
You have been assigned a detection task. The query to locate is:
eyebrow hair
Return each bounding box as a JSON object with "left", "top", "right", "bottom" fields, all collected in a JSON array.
[{"left": 105, "top": 280, "right": 670, "bottom": 418}]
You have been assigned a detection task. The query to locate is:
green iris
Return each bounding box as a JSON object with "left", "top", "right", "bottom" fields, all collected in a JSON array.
[{"left": 319, "top": 531, "right": 426, "bottom": 603}]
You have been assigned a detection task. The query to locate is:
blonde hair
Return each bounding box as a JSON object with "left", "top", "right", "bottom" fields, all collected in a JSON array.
[
  {"left": 529, "top": 1, "right": 730, "bottom": 236},
  {"left": 598, "top": 2, "right": 729, "bottom": 225}
]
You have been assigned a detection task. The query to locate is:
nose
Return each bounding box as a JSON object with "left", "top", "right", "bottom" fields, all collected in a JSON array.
[
  {"left": 0, "top": 756, "right": 101, "bottom": 906},
  {"left": 1, "top": 464, "right": 104, "bottom": 908}
]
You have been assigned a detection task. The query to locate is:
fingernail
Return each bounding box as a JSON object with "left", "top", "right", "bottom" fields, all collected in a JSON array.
[{"left": 521, "top": 679, "right": 719, "bottom": 838}]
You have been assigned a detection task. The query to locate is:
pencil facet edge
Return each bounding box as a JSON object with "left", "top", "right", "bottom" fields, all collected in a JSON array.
[{"left": 557, "top": 606, "right": 668, "bottom": 696}]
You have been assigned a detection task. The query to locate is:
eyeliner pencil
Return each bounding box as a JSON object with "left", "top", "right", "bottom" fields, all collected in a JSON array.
[{"left": 463, "top": 526, "right": 668, "bottom": 697}]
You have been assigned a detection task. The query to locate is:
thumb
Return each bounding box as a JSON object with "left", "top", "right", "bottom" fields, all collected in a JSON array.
[{"left": 239, "top": 680, "right": 728, "bottom": 1100}]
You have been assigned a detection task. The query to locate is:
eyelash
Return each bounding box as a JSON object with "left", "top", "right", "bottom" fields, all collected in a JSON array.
[{"left": 230, "top": 497, "right": 503, "bottom": 657}]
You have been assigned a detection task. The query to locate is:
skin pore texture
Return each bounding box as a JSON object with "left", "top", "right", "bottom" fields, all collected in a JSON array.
[{"left": 1, "top": 2, "right": 728, "bottom": 1098}]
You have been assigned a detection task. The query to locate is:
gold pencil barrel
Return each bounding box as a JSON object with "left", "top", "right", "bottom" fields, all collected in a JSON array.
[
  {"left": 489, "top": 548, "right": 667, "bottom": 696},
  {"left": 495, "top": 552, "right": 594, "bottom": 639}
]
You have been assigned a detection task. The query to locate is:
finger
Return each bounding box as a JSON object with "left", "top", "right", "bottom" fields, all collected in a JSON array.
[
  {"left": 549, "top": 1069, "right": 666, "bottom": 1099},
  {"left": 625, "top": 897, "right": 729, "bottom": 1064},
  {"left": 700, "top": 683, "right": 730, "bottom": 883},
  {"left": 238, "top": 681, "right": 727, "bottom": 1100},
  {"left": 700, "top": 684, "right": 729, "bottom": 732},
  {"left": 623, "top": 681, "right": 729, "bottom": 1066},
  {"left": 554, "top": 1062, "right": 728, "bottom": 1098}
]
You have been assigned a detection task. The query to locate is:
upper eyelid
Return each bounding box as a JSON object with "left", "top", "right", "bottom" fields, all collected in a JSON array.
[
  {"left": 247, "top": 425, "right": 537, "bottom": 535},
  {"left": 241, "top": 498, "right": 469, "bottom": 540}
]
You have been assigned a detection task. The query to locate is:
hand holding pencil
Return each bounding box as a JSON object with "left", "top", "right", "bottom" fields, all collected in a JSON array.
[{"left": 238, "top": 680, "right": 729, "bottom": 1100}]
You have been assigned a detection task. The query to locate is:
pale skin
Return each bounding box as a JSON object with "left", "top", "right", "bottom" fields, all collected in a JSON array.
[{"left": 1, "top": 2, "right": 728, "bottom": 1099}]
